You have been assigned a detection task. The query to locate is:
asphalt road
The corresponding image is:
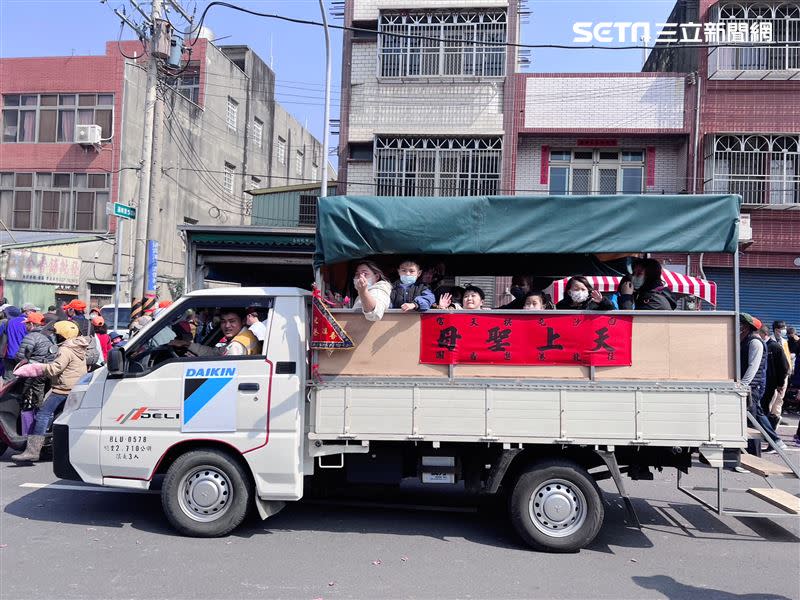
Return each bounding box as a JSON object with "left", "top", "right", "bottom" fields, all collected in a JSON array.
[{"left": 1, "top": 429, "right": 799, "bottom": 600}]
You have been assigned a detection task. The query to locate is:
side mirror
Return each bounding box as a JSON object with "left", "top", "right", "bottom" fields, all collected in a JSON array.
[{"left": 107, "top": 348, "right": 124, "bottom": 375}]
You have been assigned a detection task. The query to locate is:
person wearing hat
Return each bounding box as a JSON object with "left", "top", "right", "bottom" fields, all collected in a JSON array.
[
  {"left": 11, "top": 320, "right": 89, "bottom": 463},
  {"left": 22, "top": 302, "right": 42, "bottom": 315},
  {"left": 0, "top": 306, "right": 27, "bottom": 381},
  {"left": 739, "top": 313, "right": 786, "bottom": 451},
  {"left": 63, "top": 299, "right": 88, "bottom": 327},
  {"left": 14, "top": 313, "right": 57, "bottom": 412},
  {"left": 109, "top": 331, "right": 125, "bottom": 349},
  {"left": 92, "top": 316, "right": 112, "bottom": 361}
]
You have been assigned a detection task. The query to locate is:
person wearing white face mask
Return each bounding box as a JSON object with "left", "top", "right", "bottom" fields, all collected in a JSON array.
[
  {"left": 619, "top": 258, "right": 677, "bottom": 311},
  {"left": 389, "top": 260, "right": 436, "bottom": 313},
  {"left": 556, "top": 276, "right": 613, "bottom": 311},
  {"left": 351, "top": 261, "right": 392, "bottom": 322}
]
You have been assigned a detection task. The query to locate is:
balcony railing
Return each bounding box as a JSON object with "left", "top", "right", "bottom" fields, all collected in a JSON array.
[{"left": 707, "top": 2, "right": 800, "bottom": 79}]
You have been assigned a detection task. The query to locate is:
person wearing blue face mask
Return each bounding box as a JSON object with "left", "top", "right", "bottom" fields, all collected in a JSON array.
[{"left": 389, "top": 260, "right": 436, "bottom": 313}]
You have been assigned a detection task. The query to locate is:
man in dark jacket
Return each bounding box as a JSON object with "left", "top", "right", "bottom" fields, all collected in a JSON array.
[
  {"left": 15, "top": 313, "right": 57, "bottom": 409},
  {"left": 389, "top": 260, "right": 435, "bottom": 312},
  {"left": 740, "top": 314, "right": 785, "bottom": 451},
  {"left": 761, "top": 325, "right": 790, "bottom": 430},
  {"left": 619, "top": 258, "right": 677, "bottom": 311}
]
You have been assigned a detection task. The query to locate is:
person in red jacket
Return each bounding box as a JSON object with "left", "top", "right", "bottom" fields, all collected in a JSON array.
[{"left": 92, "top": 316, "right": 112, "bottom": 361}]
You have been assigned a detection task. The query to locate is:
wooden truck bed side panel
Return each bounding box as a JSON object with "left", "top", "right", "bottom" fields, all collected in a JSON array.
[{"left": 317, "top": 313, "right": 735, "bottom": 382}]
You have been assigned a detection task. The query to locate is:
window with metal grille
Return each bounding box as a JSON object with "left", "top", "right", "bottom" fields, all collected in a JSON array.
[
  {"left": 379, "top": 11, "right": 507, "bottom": 78},
  {"left": 374, "top": 137, "right": 502, "bottom": 197},
  {"left": 0, "top": 170, "right": 109, "bottom": 231},
  {"left": 296, "top": 150, "right": 304, "bottom": 176},
  {"left": 223, "top": 162, "right": 236, "bottom": 194},
  {"left": 708, "top": 2, "right": 800, "bottom": 72},
  {"left": 705, "top": 134, "right": 800, "bottom": 205},
  {"left": 298, "top": 194, "right": 317, "bottom": 226},
  {"left": 166, "top": 68, "right": 201, "bottom": 104},
  {"left": 548, "top": 149, "right": 645, "bottom": 195},
  {"left": 277, "top": 136, "right": 286, "bottom": 164},
  {"left": 226, "top": 97, "right": 238, "bottom": 131},
  {"left": 252, "top": 118, "right": 263, "bottom": 149}
]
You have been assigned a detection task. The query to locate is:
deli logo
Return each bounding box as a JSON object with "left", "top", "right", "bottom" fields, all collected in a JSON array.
[{"left": 115, "top": 407, "right": 180, "bottom": 424}]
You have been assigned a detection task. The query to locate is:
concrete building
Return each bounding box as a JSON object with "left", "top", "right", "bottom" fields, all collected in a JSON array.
[
  {"left": 645, "top": 0, "right": 800, "bottom": 326},
  {"left": 0, "top": 38, "right": 324, "bottom": 308}
]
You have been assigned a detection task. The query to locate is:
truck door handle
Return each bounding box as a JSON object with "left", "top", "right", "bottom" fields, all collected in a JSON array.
[{"left": 238, "top": 383, "right": 260, "bottom": 392}]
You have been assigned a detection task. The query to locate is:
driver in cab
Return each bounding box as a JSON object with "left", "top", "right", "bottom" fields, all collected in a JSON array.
[{"left": 169, "top": 309, "right": 260, "bottom": 357}]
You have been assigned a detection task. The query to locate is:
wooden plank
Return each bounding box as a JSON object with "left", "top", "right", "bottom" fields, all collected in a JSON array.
[
  {"left": 739, "top": 454, "right": 795, "bottom": 477},
  {"left": 747, "top": 488, "right": 800, "bottom": 514}
]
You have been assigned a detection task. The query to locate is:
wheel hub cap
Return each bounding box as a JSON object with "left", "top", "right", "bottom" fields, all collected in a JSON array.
[
  {"left": 529, "top": 478, "right": 588, "bottom": 538},
  {"left": 178, "top": 467, "right": 232, "bottom": 522}
]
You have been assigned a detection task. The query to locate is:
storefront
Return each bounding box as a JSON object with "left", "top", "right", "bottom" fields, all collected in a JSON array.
[
  {"left": 0, "top": 248, "right": 81, "bottom": 308},
  {"left": 705, "top": 267, "right": 800, "bottom": 328}
]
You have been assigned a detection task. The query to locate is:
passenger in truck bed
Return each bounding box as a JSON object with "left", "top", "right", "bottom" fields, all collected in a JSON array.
[
  {"left": 389, "top": 260, "right": 435, "bottom": 313},
  {"left": 556, "top": 276, "right": 614, "bottom": 311},
  {"left": 432, "top": 285, "right": 465, "bottom": 310},
  {"left": 618, "top": 258, "right": 677, "bottom": 311},
  {"left": 522, "top": 291, "right": 554, "bottom": 311},
  {"left": 352, "top": 261, "right": 392, "bottom": 322}
]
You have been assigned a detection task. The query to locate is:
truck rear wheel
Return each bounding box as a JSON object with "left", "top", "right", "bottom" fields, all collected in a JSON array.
[
  {"left": 161, "top": 449, "right": 252, "bottom": 537},
  {"left": 509, "top": 458, "right": 604, "bottom": 553}
]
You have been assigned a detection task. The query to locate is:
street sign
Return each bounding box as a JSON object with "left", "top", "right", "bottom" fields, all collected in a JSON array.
[{"left": 113, "top": 202, "right": 137, "bottom": 220}]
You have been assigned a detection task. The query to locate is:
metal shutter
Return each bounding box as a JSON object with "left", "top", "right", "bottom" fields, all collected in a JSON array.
[{"left": 704, "top": 268, "right": 800, "bottom": 329}]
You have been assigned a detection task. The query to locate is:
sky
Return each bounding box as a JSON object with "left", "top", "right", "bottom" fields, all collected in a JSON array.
[{"left": 0, "top": 0, "right": 678, "bottom": 145}]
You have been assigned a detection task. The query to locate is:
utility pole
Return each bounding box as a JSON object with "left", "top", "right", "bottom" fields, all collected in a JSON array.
[{"left": 129, "top": 0, "right": 164, "bottom": 321}]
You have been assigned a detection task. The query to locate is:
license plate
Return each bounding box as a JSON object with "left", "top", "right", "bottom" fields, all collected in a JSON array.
[{"left": 422, "top": 472, "right": 454, "bottom": 484}]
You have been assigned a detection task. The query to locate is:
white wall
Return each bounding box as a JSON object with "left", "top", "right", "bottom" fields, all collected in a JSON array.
[
  {"left": 523, "top": 77, "right": 686, "bottom": 130},
  {"left": 354, "top": 0, "right": 508, "bottom": 21}
]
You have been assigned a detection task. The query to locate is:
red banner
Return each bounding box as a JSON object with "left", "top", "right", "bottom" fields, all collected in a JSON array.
[{"left": 420, "top": 314, "right": 633, "bottom": 367}]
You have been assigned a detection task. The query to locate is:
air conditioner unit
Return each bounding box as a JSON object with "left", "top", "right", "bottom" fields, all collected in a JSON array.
[
  {"left": 75, "top": 124, "right": 102, "bottom": 145},
  {"left": 739, "top": 213, "right": 753, "bottom": 242}
]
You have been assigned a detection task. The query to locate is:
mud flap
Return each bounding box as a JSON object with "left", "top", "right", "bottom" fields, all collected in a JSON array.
[{"left": 254, "top": 497, "right": 286, "bottom": 521}]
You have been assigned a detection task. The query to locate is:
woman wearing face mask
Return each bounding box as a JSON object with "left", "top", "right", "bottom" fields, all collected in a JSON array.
[
  {"left": 522, "top": 291, "right": 554, "bottom": 311},
  {"left": 351, "top": 261, "right": 392, "bottom": 321},
  {"left": 556, "top": 276, "right": 613, "bottom": 311},
  {"left": 619, "top": 258, "right": 677, "bottom": 311}
]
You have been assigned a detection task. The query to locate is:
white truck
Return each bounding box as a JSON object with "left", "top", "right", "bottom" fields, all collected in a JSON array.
[{"left": 53, "top": 194, "right": 781, "bottom": 552}]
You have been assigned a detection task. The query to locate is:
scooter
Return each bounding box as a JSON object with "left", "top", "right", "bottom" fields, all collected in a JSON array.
[
  {"left": 0, "top": 376, "right": 27, "bottom": 456},
  {"left": 0, "top": 375, "right": 58, "bottom": 458}
]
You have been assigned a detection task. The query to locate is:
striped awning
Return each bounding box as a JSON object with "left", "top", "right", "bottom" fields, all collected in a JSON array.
[{"left": 551, "top": 269, "right": 717, "bottom": 306}]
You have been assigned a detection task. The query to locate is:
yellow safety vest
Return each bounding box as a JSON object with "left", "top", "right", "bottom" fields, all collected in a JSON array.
[{"left": 232, "top": 329, "right": 261, "bottom": 355}]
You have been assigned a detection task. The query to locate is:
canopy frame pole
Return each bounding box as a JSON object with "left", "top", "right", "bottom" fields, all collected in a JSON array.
[{"left": 733, "top": 240, "right": 741, "bottom": 382}]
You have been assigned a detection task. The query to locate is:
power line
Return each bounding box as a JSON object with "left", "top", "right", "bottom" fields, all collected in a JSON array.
[{"left": 185, "top": 0, "right": 775, "bottom": 52}]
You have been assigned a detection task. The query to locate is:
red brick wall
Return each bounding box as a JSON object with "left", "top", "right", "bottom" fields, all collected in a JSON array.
[{"left": 0, "top": 43, "right": 130, "bottom": 204}]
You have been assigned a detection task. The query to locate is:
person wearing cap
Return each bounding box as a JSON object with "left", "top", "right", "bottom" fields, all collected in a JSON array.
[
  {"left": 11, "top": 320, "right": 89, "bottom": 463},
  {"left": 92, "top": 316, "right": 112, "bottom": 361},
  {"left": 22, "top": 302, "right": 42, "bottom": 315},
  {"left": 739, "top": 313, "right": 786, "bottom": 451},
  {"left": 14, "top": 313, "right": 58, "bottom": 412},
  {"left": 0, "top": 306, "right": 27, "bottom": 381},
  {"left": 64, "top": 299, "right": 88, "bottom": 327}
]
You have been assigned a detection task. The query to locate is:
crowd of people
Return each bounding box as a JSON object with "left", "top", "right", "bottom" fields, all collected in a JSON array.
[
  {"left": 347, "top": 257, "right": 681, "bottom": 321},
  {"left": 739, "top": 313, "right": 800, "bottom": 452},
  {"left": 0, "top": 299, "right": 125, "bottom": 462}
]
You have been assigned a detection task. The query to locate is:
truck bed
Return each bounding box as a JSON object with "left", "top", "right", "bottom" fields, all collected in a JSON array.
[{"left": 310, "top": 311, "right": 746, "bottom": 448}]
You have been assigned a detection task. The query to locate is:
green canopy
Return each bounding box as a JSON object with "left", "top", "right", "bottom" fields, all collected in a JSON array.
[{"left": 314, "top": 194, "right": 741, "bottom": 267}]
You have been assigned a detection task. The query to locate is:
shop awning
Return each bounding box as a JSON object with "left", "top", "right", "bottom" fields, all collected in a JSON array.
[
  {"left": 551, "top": 270, "right": 717, "bottom": 305},
  {"left": 314, "top": 194, "right": 741, "bottom": 267}
]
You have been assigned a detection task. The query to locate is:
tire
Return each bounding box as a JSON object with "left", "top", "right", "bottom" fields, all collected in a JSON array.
[
  {"left": 161, "top": 449, "right": 252, "bottom": 537},
  {"left": 509, "top": 458, "right": 604, "bottom": 553}
]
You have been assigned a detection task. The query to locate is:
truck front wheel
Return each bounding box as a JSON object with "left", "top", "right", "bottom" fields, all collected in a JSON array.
[
  {"left": 509, "top": 458, "right": 604, "bottom": 553},
  {"left": 161, "top": 449, "right": 252, "bottom": 537}
]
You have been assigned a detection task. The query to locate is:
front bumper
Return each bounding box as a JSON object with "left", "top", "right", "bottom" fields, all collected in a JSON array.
[{"left": 52, "top": 424, "right": 82, "bottom": 482}]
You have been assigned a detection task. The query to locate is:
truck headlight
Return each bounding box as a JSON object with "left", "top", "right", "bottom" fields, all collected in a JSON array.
[{"left": 62, "top": 390, "right": 86, "bottom": 415}]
